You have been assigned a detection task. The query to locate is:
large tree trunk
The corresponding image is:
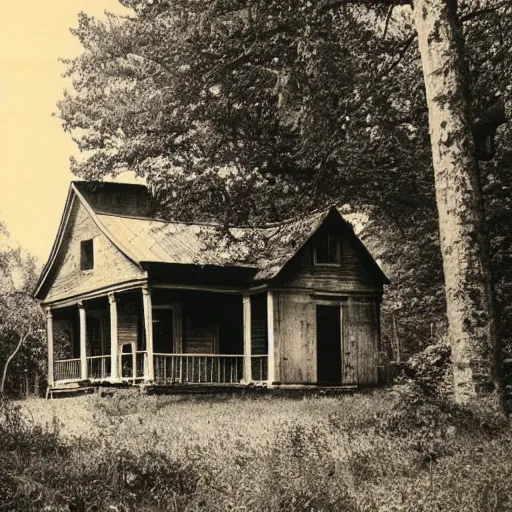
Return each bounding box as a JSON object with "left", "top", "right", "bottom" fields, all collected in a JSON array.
[{"left": 413, "top": 0, "right": 499, "bottom": 405}]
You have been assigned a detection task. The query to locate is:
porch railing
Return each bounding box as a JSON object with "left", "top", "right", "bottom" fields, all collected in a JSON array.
[
  {"left": 54, "top": 358, "right": 81, "bottom": 382},
  {"left": 87, "top": 355, "right": 112, "bottom": 380},
  {"left": 53, "top": 353, "right": 269, "bottom": 385},
  {"left": 251, "top": 355, "right": 268, "bottom": 382},
  {"left": 136, "top": 351, "right": 148, "bottom": 379},
  {"left": 120, "top": 351, "right": 148, "bottom": 380},
  {"left": 154, "top": 354, "right": 245, "bottom": 385}
]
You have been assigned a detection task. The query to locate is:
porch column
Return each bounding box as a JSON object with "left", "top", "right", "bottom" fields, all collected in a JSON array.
[
  {"left": 243, "top": 294, "right": 252, "bottom": 384},
  {"left": 108, "top": 293, "right": 119, "bottom": 382},
  {"left": 142, "top": 286, "right": 154, "bottom": 381},
  {"left": 267, "top": 291, "right": 275, "bottom": 387},
  {"left": 46, "top": 308, "right": 54, "bottom": 387},
  {"left": 78, "top": 302, "right": 88, "bottom": 380}
]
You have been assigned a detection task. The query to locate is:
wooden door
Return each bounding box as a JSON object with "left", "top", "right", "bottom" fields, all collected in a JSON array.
[
  {"left": 345, "top": 299, "right": 378, "bottom": 386},
  {"left": 316, "top": 305, "right": 342, "bottom": 385},
  {"left": 153, "top": 309, "right": 174, "bottom": 354}
]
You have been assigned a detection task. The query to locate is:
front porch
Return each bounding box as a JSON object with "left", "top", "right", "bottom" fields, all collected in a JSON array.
[{"left": 46, "top": 286, "right": 273, "bottom": 389}]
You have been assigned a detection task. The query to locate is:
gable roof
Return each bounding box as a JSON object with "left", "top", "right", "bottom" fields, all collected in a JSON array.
[{"left": 34, "top": 181, "right": 389, "bottom": 299}]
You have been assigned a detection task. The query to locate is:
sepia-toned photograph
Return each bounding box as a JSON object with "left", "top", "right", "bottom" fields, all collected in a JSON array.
[{"left": 1, "top": 0, "right": 511, "bottom": 510}]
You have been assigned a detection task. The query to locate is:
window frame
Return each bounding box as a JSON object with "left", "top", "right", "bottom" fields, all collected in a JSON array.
[
  {"left": 80, "top": 239, "right": 95, "bottom": 272},
  {"left": 313, "top": 233, "right": 342, "bottom": 267}
]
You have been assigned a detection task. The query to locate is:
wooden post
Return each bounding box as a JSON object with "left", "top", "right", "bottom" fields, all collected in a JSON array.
[
  {"left": 142, "top": 286, "right": 154, "bottom": 381},
  {"left": 267, "top": 291, "right": 275, "bottom": 387},
  {"left": 109, "top": 293, "right": 119, "bottom": 382},
  {"left": 78, "top": 302, "right": 88, "bottom": 380},
  {"left": 243, "top": 295, "right": 252, "bottom": 384},
  {"left": 46, "top": 308, "right": 54, "bottom": 387}
]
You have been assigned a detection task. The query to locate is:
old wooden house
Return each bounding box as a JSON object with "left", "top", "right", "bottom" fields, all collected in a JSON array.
[{"left": 35, "top": 181, "right": 389, "bottom": 393}]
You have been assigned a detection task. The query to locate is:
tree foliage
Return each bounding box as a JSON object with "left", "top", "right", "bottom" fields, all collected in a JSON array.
[
  {"left": 0, "top": 226, "right": 45, "bottom": 395},
  {"left": 57, "top": 0, "right": 512, "bottom": 357}
]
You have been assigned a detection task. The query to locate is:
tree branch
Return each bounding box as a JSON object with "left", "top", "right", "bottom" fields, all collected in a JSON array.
[
  {"left": 316, "top": 0, "right": 511, "bottom": 22},
  {"left": 317, "top": 0, "right": 412, "bottom": 16},
  {"left": 0, "top": 329, "right": 30, "bottom": 394},
  {"left": 383, "top": 5, "right": 396, "bottom": 39},
  {"left": 461, "top": 0, "right": 512, "bottom": 22}
]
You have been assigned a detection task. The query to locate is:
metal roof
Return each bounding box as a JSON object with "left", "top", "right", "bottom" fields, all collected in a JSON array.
[{"left": 96, "top": 209, "right": 329, "bottom": 280}]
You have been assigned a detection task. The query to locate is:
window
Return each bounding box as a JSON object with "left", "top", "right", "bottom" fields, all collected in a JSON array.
[
  {"left": 80, "top": 239, "right": 94, "bottom": 271},
  {"left": 313, "top": 234, "right": 341, "bottom": 265}
]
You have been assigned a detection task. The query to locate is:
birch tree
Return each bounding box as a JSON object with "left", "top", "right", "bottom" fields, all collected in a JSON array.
[{"left": 412, "top": 0, "right": 499, "bottom": 405}]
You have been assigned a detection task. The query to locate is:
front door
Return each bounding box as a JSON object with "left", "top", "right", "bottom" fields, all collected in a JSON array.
[{"left": 316, "top": 305, "right": 342, "bottom": 385}]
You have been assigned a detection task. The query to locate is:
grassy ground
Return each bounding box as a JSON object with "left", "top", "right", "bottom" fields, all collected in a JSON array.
[{"left": 3, "top": 386, "right": 512, "bottom": 511}]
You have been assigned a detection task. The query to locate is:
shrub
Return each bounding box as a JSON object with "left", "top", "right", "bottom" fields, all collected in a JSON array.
[
  {"left": 379, "top": 379, "right": 509, "bottom": 468},
  {"left": 407, "top": 341, "right": 453, "bottom": 399}
]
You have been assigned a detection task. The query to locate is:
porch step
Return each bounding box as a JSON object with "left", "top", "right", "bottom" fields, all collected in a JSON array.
[{"left": 46, "top": 381, "right": 95, "bottom": 399}]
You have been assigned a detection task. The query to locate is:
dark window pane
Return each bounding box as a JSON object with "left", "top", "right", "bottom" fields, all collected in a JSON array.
[
  {"left": 315, "top": 235, "right": 329, "bottom": 263},
  {"left": 80, "top": 239, "right": 94, "bottom": 270},
  {"left": 315, "top": 234, "right": 341, "bottom": 264},
  {"left": 329, "top": 236, "right": 341, "bottom": 263}
]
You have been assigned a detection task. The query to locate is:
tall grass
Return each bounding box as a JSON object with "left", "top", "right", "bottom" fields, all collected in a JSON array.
[{"left": 4, "top": 388, "right": 512, "bottom": 511}]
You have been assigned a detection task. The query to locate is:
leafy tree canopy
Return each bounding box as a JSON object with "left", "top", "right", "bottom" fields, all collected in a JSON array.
[
  {"left": 57, "top": 0, "right": 512, "bottom": 355},
  {"left": 0, "top": 225, "right": 45, "bottom": 394}
]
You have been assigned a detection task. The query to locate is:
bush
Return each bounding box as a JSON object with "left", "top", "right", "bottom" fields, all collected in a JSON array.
[
  {"left": 406, "top": 341, "right": 453, "bottom": 399},
  {"left": 379, "top": 379, "right": 509, "bottom": 468}
]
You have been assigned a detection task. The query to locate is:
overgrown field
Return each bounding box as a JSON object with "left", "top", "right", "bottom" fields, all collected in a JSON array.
[{"left": 2, "top": 386, "right": 512, "bottom": 511}]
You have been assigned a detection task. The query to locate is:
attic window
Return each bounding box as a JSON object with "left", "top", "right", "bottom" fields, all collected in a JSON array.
[
  {"left": 313, "top": 234, "right": 341, "bottom": 265},
  {"left": 80, "top": 239, "right": 94, "bottom": 271}
]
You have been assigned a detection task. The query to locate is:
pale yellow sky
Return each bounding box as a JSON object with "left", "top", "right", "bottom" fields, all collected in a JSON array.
[{"left": 0, "top": 0, "right": 130, "bottom": 263}]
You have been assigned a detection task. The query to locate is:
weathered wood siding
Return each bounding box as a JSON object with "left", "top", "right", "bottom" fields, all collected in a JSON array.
[
  {"left": 279, "top": 234, "right": 382, "bottom": 294},
  {"left": 272, "top": 224, "right": 383, "bottom": 386},
  {"left": 76, "top": 182, "right": 152, "bottom": 217},
  {"left": 43, "top": 200, "right": 145, "bottom": 303},
  {"left": 343, "top": 298, "right": 379, "bottom": 385},
  {"left": 275, "top": 292, "right": 316, "bottom": 384},
  {"left": 274, "top": 293, "right": 380, "bottom": 386},
  {"left": 118, "top": 315, "right": 139, "bottom": 349},
  {"left": 341, "top": 302, "right": 357, "bottom": 385},
  {"left": 184, "top": 300, "right": 216, "bottom": 353},
  {"left": 251, "top": 293, "right": 267, "bottom": 355}
]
